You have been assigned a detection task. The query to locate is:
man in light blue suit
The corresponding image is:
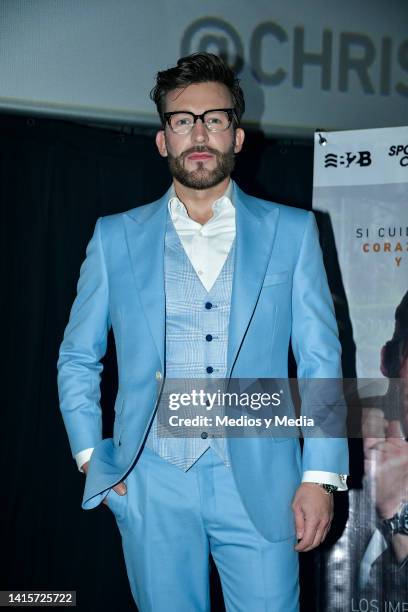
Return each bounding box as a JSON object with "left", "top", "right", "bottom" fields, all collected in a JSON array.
[{"left": 58, "top": 53, "right": 348, "bottom": 611}]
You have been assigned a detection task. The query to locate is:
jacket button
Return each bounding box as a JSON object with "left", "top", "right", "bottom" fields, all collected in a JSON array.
[
  {"left": 155, "top": 371, "right": 162, "bottom": 381},
  {"left": 201, "top": 432, "right": 208, "bottom": 439}
]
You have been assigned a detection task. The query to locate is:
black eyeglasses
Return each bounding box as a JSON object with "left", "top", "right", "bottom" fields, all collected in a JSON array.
[{"left": 163, "top": 108, "right": 236, "bottom": 134}]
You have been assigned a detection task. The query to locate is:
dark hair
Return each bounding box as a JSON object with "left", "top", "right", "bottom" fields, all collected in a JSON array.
[
  {"left": 382, "top": 291, "right": 408, "bottom": 377},
  {"left": 150, "top": 52, "right": 245, "bottom": 127}
]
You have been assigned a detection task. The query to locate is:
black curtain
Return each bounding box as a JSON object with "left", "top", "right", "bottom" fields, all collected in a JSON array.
[{"left": 1, "top": 112, "right": 352, "bottom": 611}]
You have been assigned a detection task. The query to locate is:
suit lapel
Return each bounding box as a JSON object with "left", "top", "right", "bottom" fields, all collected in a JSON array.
[
  {"left": 123, "top": 189, "right": 171, "bottom": 370},
  {"left": 227, "top": 185, "right": 280, "bottom": 376}
]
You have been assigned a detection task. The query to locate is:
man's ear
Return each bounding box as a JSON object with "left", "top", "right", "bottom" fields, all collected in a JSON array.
[
  {"left": 156, "top": 130, "right": 168, "bottom": 157},
  {"left": 234, "top": 127, "right": 245, "bottom": 154}
]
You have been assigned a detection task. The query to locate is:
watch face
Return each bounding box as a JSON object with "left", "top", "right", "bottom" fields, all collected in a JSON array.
[{"left": 400, "top": 504, "right": 408, "bottom": 534}]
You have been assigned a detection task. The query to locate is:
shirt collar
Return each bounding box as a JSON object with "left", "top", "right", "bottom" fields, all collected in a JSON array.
[{"left": 168, "top": 180, "right": 234, "bottom": 224}]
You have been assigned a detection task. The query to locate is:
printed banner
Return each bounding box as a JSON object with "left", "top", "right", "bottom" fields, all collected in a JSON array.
[
  {"left": 313, "top": 126, "right": 408, "bottom": 610},
  {"left": 313, "top": 126, "right": 408, "bottom": 380}
]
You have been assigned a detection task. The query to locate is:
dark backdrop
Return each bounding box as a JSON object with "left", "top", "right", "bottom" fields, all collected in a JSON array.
[{"left": 0, "top": 112, "right": 358, "bottom": 611}]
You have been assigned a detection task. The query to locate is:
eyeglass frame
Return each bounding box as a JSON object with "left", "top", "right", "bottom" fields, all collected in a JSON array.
[{"left": 162, "top": 108, "right": 237, "bottom": 133}]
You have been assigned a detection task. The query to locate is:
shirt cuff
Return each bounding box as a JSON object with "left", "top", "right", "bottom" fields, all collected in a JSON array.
[
  {"left": 75, "top": 448, "right": 94, "bottom": 473},
  {"left": 302, "top": 471, "right": 348, "bottom": 491}
]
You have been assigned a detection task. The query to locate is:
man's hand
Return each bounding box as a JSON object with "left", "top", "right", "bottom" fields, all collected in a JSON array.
[
  {"left": 81, "top": 461, "right": 127, "bottom": 505},
  {"left": 81, "top": 461, "right": 90, "bottom": 474},
  {"left": 364, "top": 420, "right": 408, "bottom": 519},
  {"left": 292, "top": 483, "right": 334, "bottom": 552},
  {"left": 363, "top": 419, "right": 408, "bottom": 562},
  {"left": 362, "top": 408, "right": 388, "bottom": 456}
]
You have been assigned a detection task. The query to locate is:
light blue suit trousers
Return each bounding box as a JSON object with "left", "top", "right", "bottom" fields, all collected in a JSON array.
[{"left": 106, "top": 446, "right": 299, "bottom": 612}]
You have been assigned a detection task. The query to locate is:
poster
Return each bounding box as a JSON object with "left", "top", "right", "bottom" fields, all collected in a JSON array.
[{"left": 313, "top": 126, "right": 408, "bottom": 611}]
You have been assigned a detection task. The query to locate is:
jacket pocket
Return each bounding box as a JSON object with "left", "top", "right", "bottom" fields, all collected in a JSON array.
[{"left": 262, "top": 271, "right": 289, "bottom": 287}]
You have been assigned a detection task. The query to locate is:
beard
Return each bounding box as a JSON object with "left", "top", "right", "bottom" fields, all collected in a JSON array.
[{"left": 167, "top": 144, "right": 235, "bottom": 190}]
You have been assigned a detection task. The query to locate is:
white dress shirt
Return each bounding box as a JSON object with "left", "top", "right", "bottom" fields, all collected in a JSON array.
[
  {"left": 75, "top": 180, "right": 347, "bottom": 490},
  {"left": 168, "top": 181, "right": 235, "bottom": 292}
]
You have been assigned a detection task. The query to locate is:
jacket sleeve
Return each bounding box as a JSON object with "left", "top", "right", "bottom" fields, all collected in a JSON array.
[
  {"left": 291, "top": 211, "right": 349, "bottom": 475},
  {"left": 57, "top": 218, "right": 110, "bottom": 458}
]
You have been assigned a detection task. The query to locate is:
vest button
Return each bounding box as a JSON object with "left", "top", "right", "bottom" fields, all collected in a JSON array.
[
  {"left": 205, "top": 334, "right": 213, "bottom": 341},
  {"left": 206, "top": 366, "right": 214, "bottom": 374},
  {"left": 155, "top": 371, "right": 162, "bottom": 381},
  {"left": 201, "top": 432, "right": 208, "bottom": 439},
  {"left": 205, "top": 302, "right": 212, "bottom": 309}
]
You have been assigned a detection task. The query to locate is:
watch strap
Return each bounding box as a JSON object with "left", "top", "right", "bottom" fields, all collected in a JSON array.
[
  {"left": 380, "top": 502, "right": 408, "bottom": 537},
  {"left": 315, "top": 483, "right": 338, "bottom": 495}
]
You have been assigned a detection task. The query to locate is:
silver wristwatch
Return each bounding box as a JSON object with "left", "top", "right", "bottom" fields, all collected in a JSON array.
[
  {"left": 316, "top": 483, "right": 338, "bottom": 495},
  {"left": 380, "top": 503, "right": 408, "bottom": 537}
]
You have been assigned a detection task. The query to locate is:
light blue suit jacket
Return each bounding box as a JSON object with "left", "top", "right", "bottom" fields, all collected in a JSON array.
[{"left": 57, "top": 182, "right": 348, "bottom": 542}]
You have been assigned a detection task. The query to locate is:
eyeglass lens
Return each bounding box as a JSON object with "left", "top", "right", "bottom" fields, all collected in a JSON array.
[{"left": 169, "top": 111, "right": 231, "bottom": 133}]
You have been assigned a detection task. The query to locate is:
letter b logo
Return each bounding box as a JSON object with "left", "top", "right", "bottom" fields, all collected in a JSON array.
[{"left": 357, "top": 151, "right": 372, "bottom": 166}]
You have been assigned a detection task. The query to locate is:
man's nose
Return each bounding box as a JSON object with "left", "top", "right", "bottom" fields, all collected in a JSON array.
[{"left": 191, "top": 118, "right": 208, "bottom": 143}]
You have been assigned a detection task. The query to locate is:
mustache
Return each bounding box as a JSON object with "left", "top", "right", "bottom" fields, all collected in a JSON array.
[{"left": 181, "top": 146, "right": 220, "bottom": 160}]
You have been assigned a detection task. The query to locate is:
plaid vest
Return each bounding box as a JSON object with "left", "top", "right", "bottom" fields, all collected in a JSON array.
[{"left": 144, "top": 213, "right": 234, "bottom": 470}]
